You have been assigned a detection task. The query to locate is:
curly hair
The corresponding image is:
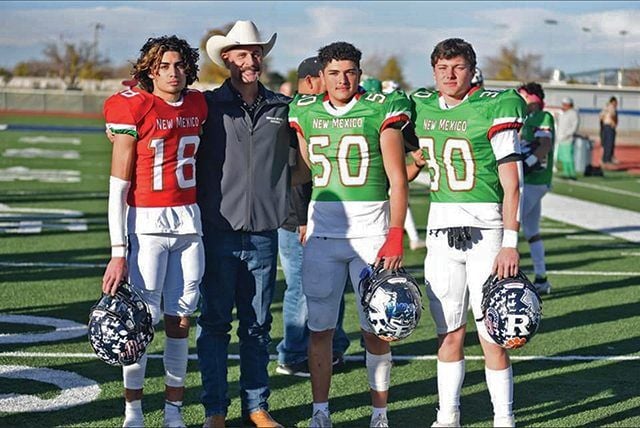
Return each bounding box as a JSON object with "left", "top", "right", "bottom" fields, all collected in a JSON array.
[
  {"left": 318, "top": 42, "right": 362, "bottom": 69},
  {"left": 518, "top": 82, "right": 545, "bottom": 100},
  {"left": 132, "top": 35, "right": 199, "bottom": 93},
  {"left": 430, "top": 38, "right": 477, "bottom": 71}
]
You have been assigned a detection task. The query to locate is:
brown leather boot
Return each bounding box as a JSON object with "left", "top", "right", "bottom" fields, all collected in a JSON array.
[
  {"left": 203, "top": 414, "right": 226, "bottom": 428},
  {"left": 244, "top": 409, "right": 283, "bottom": 428}
]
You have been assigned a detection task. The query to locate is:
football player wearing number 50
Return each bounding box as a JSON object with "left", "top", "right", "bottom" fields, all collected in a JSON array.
[
  {"left": 410, "top": 38, "right": 526, "bottom": 428},
  {"left": 288, "top": 42, "right": 410, "bottom": 428},
  {"left": 102, "top": 35, "right": 207, "bottom": 428}
]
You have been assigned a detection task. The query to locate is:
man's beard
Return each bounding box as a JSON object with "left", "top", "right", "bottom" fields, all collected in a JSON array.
[{"left": 239, "top": 66, "right": 261, "bottom": 82}]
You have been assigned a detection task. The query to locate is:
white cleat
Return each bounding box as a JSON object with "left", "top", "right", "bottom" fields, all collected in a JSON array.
[
  {"left": 310, "top": 410, "right": 332, "bottom": 428},
  {"left": 370, "top": 413, "right": 389, "bottom": 427},
  {"left": 494, "top": 415, "right": 515, "bottom": 427},
  {"left": 431, "top": 410, "right": 460, "bottom": 428},
  {"left": 163, "top": 401, "right": 186, "bottom": 428},
  {"left": 164, "top": 412, "right": 186, "bottom": 428},
  {"left": 123, "top": 412, "right": 144, "bottom": 428}
]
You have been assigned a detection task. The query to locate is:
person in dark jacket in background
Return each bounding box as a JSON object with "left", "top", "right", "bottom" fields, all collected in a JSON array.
[{"left": 196, "top": 20, "right": 295, "bottom": 428}]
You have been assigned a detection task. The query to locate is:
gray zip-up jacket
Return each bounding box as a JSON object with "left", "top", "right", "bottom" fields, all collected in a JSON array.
[{"left": 196, "top": 79, "right": 296, "bottom": 232}]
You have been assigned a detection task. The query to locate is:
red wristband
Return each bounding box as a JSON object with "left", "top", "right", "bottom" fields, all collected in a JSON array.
[{"left": 377, "top": 226, "right": 404, "bottom": 259}]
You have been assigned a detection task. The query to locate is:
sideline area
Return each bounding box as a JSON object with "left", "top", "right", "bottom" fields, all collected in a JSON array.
[
  {"left": 413, "top": 173, "right": 640, "bottom": 243},
  {"left": 542, "top": 193, "right": 640, "bottom": 243}
]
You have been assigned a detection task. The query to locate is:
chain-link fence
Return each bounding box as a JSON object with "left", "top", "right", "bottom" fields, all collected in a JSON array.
[{"left": 0, "top": 89, "right": 110, "bottom": 115}]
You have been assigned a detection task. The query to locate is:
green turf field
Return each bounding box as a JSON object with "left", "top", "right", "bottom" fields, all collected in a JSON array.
[{"left": 0, "top": 114, "right": 638, "bottom": 427}]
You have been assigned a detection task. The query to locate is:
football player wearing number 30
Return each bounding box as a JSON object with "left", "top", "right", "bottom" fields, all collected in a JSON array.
[
  {"left": 411, "top": 38, "right": 526, "bottom": 428},
  {"left": 289, "top": 42, "right": 410, "bottom": 428},
  {"left": 102, "top": 35, "right": 207, "bottom": 428}
]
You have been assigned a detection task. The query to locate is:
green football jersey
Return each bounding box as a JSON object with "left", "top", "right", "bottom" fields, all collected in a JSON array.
[
  {"left": 520, "top": 110, "right": 555, "bottom": 185},
  {"left": 411, "top": 87, "right": 525, "bottom": 203},
  {"left": 289, "top": 90, "right": 411, "bottom": 202},
  {"left": 289, "top": 90, "right": 411, "bottom": 237}
]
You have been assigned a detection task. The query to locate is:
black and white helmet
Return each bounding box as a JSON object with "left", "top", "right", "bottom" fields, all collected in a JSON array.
[
  {"left": 88, "top": 282, "right": 154, "bottom": 366},
  {"left": 359, "top": 264, "right": 423, "bottom": 342},
  {"left": 471, "top": 68, "right": 484, "bottom": 86},
  {"left": 478, "top": 271, "right": 542, "bottom": 349}
]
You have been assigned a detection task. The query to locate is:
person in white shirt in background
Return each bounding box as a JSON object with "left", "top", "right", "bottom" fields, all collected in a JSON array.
[{"left": 556, "top": 97, "right": 580, "bottom": 179}]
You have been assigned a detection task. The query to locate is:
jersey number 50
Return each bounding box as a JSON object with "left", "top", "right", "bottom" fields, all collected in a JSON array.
[
  {"left": 308, "top": 135, "right": 370, "bottom": 187},
  {"left": 149, "top": 135, "right": 200, "bottom": 191},
  {"left": 419, "top": 137, "right": 475, "bottom": 191}
]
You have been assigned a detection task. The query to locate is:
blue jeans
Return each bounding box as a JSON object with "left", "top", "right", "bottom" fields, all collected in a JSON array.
[
  {"left": 197, "top": 228, "right": 278, "bottom": 418},
  {"left": 276, "top": 228, "right": 350, "bottom": 365}
]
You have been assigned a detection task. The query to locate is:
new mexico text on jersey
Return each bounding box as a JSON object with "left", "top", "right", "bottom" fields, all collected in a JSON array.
[
  {"left": 411, "top": 87, "right": 526, "bottom": 229},
  {"left": 289, "top": 90, "right": 411, "bottom": 238},
  {"left": 411, "top": 87, "right": 525, "bottom": 204},
  {"left": 103, "top": 88, "right": 207, "bottom": 208}
]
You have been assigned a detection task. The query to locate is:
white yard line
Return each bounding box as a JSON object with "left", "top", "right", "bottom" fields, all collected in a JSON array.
[
  {"left": 553, "top": 178, "right": 640, "bottom": 199},
  {"left": 0, "top": 261, "right": 107, "bottom": 269},
  {"left": 564, "top": 235, "right": 616, "bottom": 241},
  {"left": 542, "top": 193, "right": 640, "bottom": 243},
  {"left": 545, "top": 269, "right": 640, "bottom": 277},
  {"left": 0, "top": 351, "right": 638, "bottom": 362},
  {"left": 539, "top": 228, "right": 579, "bottom": 233}
]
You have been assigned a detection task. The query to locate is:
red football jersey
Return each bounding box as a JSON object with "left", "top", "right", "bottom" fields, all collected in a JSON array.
[{"left": 104, "top": 88, "right": 207, "bottom": 207}]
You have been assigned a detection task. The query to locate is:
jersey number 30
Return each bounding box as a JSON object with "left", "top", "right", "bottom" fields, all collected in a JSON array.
[{"left": 419, "top": 137, "right": 475, "bottom": 191}]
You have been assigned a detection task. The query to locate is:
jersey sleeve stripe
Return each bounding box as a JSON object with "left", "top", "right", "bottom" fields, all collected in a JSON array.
[
  {"left": 490, "top": 129, "right": 520, "bottom": 161},
  {"left": 106, "top": 123, "right": 138, "bottom": 138},
  {"left": 289, "top": 118, "right": 304, "bottom": 137},
  {"left": 380, "top": 113, "right": 410, "bottom": 132},
  {"left": 492, "top": 117, "right": 524, "bottom": 126},
  {"left": 487, "top": 121, "right": 523, "bottom": 140}
]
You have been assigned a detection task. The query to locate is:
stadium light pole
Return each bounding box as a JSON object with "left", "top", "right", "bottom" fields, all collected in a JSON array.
[
  {"left": 620, "top": 30, "right": 628, "bottom": 72},
  {"left": 581, "top": 27, "right": 591, "bottom": 75},
  {"left": 544, "top": 19, "right": 558, "bottom": 69},
  {"left": 92, "top": 23, "right": 104, "bottom": 62}
]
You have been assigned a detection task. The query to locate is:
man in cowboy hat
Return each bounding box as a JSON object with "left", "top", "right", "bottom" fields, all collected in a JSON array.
[{"left": 196, "top": 20, "right": 294, "bottom": 428}]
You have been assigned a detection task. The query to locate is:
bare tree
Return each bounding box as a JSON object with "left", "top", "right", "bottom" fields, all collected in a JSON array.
[
  {"left": 12, "top": 60, "right": 52, "bottom": 77},
  {"left": 484, "top": 44, "right": 550, "bottom": 82},
  {"left": 625, "top": 67, "right": 640, "bottom": 87},
  {"left": 0, "top": 67, "right": 12, "bottom": 86},
  {"left": 43, "top": 39, "right": 109, "bottom": 89}
]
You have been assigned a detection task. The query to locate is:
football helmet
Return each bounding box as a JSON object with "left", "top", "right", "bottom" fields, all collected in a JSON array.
[
  {"left": 88, "top": 282, "right": 154, "bottom": 366},
  {"left": 478, "top": 271, "right": 542, "bottom": 349},
  {"left": 359, "top": 264, "right": 422, "bottom": 342},
  {"left": 471, "top": 68, "right": 484, "bottom": 87}
]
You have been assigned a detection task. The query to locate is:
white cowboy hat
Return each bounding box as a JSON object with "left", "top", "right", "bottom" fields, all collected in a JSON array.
[{"left": 206, "top": 20, "right": 277, "bottom": 68}]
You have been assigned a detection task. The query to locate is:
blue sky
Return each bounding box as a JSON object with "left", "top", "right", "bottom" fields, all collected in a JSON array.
[{"left": 0, "top": 1, "right": 638, "bottom": 88}]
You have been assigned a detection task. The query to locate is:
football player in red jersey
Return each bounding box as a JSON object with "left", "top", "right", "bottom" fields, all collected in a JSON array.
[{"left": 102, "top": 35, "right": 207, "bottom": 428}]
